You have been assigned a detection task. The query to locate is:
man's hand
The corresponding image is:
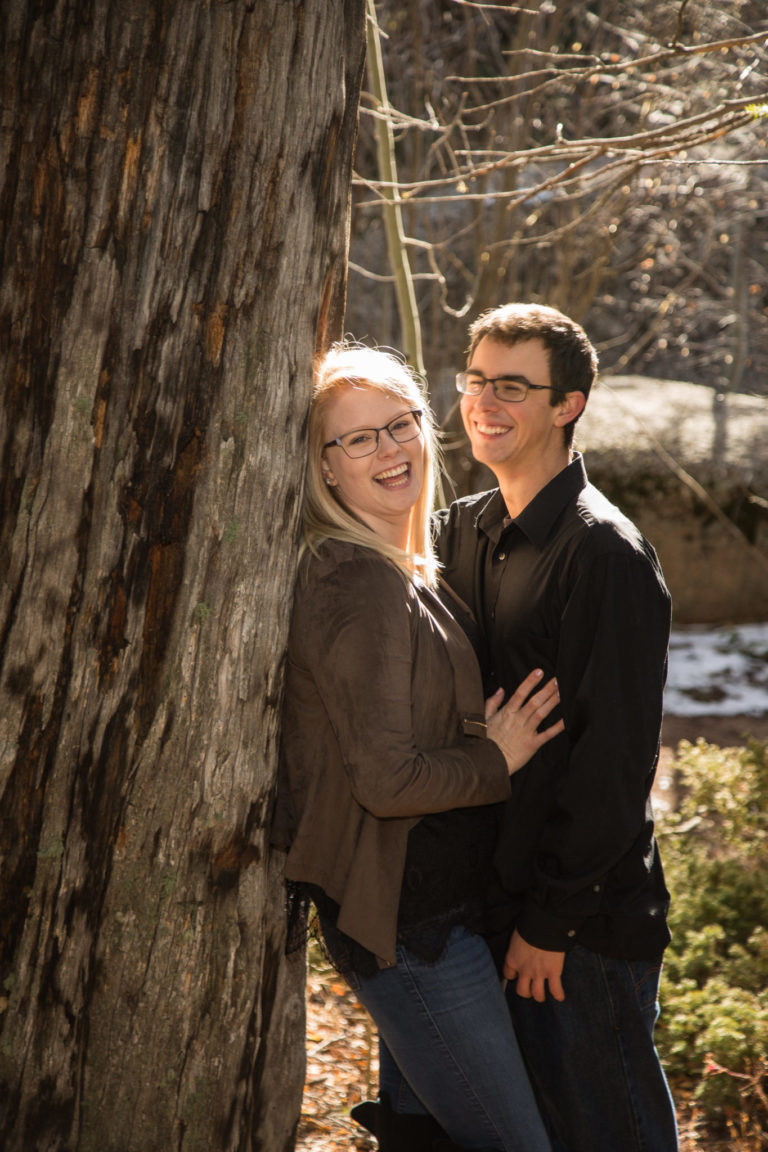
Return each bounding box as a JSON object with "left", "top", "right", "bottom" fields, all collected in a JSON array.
[{"left": 503, "top": 929, "right": 566, "bottom": 1002}]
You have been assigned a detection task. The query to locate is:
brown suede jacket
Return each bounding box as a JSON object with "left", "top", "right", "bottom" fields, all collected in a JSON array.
[{"left": 273, "top": 539, "right": 509, "bottom": 967}]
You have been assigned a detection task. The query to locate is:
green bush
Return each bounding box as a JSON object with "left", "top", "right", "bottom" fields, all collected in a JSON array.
[{"left": 656, "top": 738, "right": 768, "bottom": 1126}]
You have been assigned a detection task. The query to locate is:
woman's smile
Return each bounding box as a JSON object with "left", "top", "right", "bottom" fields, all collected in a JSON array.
[{"left": 374, "top": 461, "right": 411, "bottom": 488}]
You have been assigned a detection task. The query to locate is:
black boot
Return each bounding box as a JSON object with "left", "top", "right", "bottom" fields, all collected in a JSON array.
[{"left": 350, "top": 1092, "right": 446, "bottom": 1150}]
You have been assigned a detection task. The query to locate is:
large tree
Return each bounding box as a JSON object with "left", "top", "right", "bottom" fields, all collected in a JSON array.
[{"left": 0, "top": 2, "right": 366, "bottom": 1148}]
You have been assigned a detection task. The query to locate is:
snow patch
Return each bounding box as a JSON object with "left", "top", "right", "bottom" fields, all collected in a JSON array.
[{"left": 665, "top": 623, "right": 768, "bottom": 717}]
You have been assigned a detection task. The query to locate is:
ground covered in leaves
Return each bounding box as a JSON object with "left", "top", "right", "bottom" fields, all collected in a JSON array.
[{"left": 297, "top": 951, "right": 379, "bottom": 1152}]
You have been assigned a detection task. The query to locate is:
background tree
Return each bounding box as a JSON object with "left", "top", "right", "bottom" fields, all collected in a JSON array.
[
  {"left": 350, "top": 0, "right": 768, "bottom": 491},
  {"left": 0, "top": 2, "right": 366, "bottom": 1148}
]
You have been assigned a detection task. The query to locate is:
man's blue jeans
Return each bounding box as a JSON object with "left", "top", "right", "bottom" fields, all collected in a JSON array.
[
  {"left": 348, "top": 925, "right": 551, "bottom": 1152},
  {"left": 506, "top": 944, "right": 679, "bottom": 1152}
]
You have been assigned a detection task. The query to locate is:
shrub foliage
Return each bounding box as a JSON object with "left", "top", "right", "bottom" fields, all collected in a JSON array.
[{"left": 656, "top": 738, "right": 768, "bottom": 1133}]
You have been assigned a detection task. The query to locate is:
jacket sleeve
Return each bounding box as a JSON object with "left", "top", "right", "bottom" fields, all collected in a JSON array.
[
  {"left": 290, "top": 553, "right": 509, "bottom": 819},
  {"left": 515, "top": 549, "right": 671, "bottom": 951}
]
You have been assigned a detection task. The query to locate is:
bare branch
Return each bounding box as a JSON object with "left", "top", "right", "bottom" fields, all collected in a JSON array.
[
  {"left": 672, "top": 0, "right": 693, "bottom": 49},
  {"left": 449, "top": 29, "right": 768, "bottom": 88},
  {"left": 347, "top": 261, "right": 438, "bottom": 283},
  {"left": 352, "top": 96, "right": 761, "bottom": 205},
  {"left": 449, "top": 0, "right": 539, "bottom": 12}
]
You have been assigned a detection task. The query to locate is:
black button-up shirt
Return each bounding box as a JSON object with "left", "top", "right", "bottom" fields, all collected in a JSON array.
[{"left": 434, "top": 456, "right": 673, "bottom": 961}]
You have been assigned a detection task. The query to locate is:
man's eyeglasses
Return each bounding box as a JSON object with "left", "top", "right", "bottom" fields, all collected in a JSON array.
[
  {"left": 456, "top": 372, "right": 565, "bottom": 404},
  {"left": 323, "top": 409, "right": 423, "bottom": 459}
]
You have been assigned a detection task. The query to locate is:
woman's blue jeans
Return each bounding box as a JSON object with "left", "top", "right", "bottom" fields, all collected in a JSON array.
[
  {"left": 347, "top": 925, "right": 551, "bottom": 1152},
  {"left": 506, "top": 944, "right": 679, "bottom": 1152}
]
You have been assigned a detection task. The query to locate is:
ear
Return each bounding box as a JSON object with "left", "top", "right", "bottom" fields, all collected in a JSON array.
[
  {"left": 321, "top": 460, "right": 337, "bottom": 486},
  {"left": 554, "top": 390, "right": 586, "bottom": 427}
]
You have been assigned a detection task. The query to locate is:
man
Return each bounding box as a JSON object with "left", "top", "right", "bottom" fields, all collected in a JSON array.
[{"left": 435, "top": 304, "right": 679, "bottom": 1152}]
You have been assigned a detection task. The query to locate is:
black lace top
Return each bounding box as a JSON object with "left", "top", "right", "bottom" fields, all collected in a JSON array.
[{"left": 299, "top": 800, "right": 501, "bottom": 977}]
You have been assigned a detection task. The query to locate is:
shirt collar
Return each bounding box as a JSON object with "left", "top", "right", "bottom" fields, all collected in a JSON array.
[{"left": 476, "top": 454, "right": 588, "bottom": 548}]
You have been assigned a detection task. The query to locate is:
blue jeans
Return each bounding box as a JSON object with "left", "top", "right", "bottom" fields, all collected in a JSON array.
[
  {"left": 348, "top": 925, "right": 551, "bottom": 1152},
  {"left": 506, "top": 945, "right": 678, "bottom": 1152}
]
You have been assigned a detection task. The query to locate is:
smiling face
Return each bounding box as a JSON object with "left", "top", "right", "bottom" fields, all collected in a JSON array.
[
  {"left": 320, "top": 384, "right": 425, "bottom": 548},
  {"left": 460, "top": 337, "right": 584, "bottom": 507}
]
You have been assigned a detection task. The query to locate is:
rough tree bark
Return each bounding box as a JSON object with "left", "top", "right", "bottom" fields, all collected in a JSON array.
[{"left": 0, "top": 2, "right": 366, "bottom": 1149}]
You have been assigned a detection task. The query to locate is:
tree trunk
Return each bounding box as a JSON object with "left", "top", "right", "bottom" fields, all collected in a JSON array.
[{"left": 0, "top": 2, "right": 366, "bottom": 1149}]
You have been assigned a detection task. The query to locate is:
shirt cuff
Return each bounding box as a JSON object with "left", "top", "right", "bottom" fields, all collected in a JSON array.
[{"left": 515, "top": 903, "right": 586, "bottom": 952}]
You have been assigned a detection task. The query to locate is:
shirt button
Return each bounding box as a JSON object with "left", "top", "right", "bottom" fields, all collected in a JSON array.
[
  {"left": 567, "top": 929, "right": 576, "bottom": 938},
  {"left": 593, "top": 884, "right": 601, "bottom": 893},
  {"left": 498, "top": 552, "right": 506, "bottom": 561}
]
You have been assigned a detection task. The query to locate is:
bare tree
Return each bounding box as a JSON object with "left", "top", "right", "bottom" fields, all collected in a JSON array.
[
  {"left": 349, "top": 0, "right": 768, "bottom": 425},
  {"left": 0, "top": 2, "right": 366, "bottom": 1148}
]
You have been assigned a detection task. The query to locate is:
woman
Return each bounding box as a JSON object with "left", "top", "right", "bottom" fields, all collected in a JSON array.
[{"left": 273, "top": 344, "right": 561, "bottom": 1152}]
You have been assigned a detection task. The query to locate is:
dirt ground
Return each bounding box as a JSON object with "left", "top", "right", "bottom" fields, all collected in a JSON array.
[
  {"left": 297, "top": 712, "right": 768, "bottom": 1152},
  {"left": 657, "top": 713, "right": 768, "bottom": 814},
  {"left": 661, "top": 713, "right": 768, "bottom": 753}
]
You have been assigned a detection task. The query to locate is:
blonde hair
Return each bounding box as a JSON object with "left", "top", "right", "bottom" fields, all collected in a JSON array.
[{"left": 301, "top": 342, "right": 440, "bottom": 587}]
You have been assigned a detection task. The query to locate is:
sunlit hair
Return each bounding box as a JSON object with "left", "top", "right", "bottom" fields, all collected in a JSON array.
[
  {"left": 467, "top": 303, "right": 598, "bottom": 449},
  {"left": 301, "top": 342, "right": 440, "bottom": 587}
]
